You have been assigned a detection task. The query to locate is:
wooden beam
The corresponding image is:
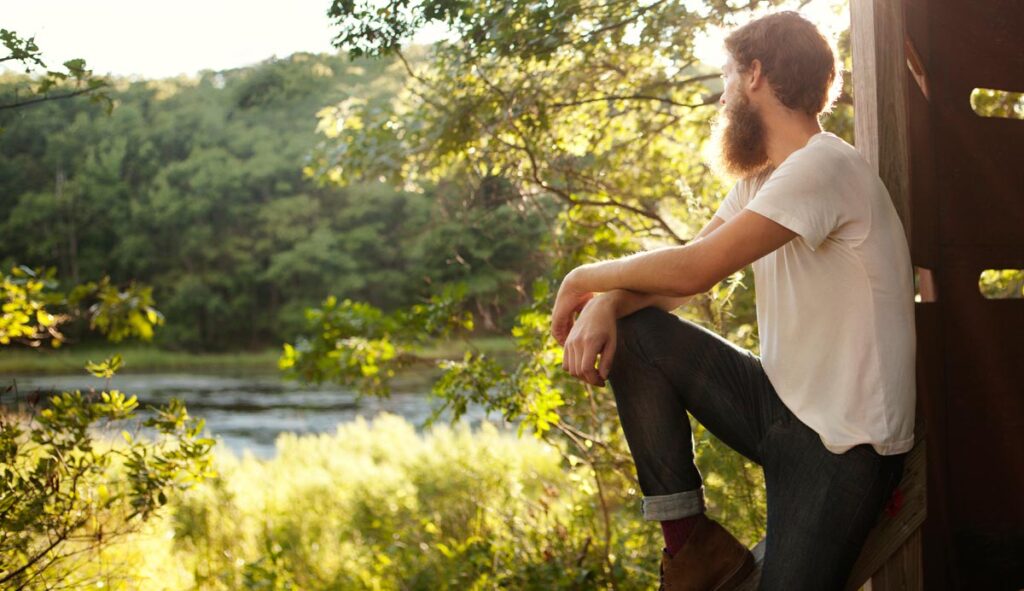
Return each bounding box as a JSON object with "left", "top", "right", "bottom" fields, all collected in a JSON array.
[
  {"left": 850, "top": 0, "right": 913, "bottom": 243},
  {"left": 849, "top": 3, "right": 922, "bottom": 588},
  {"left": 872, "top": 529, "right": 925, "bottom": 590}
]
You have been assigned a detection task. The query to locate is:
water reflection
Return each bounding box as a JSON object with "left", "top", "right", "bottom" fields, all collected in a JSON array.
[{"left": 6, "top": 370, "right": 501, "bottom": 459}]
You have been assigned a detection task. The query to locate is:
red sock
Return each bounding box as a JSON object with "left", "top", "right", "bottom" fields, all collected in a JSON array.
[{"left": 661, "top": 513, "right": 703, "bottom": 557}]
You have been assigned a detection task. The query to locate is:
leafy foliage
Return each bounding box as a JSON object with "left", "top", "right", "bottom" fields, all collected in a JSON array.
[
  {"left": 318, "top": 0, "right": 805, "bottom": 247},
  {"left": 0, "top": 28, "right": 111, "bottom": 117},
  {"left": 1, "top": 266, "right": 164, "bottom": 348},
  {"left": 970, "top": 87, "right": 1024, "bottom": 120},
  {"left": 279, "top": 283, "right": 474, "bottom": 395},
  {"left": 1, "top": 267, "right": 213, "bottom": 589},
  {"left": 0, "top": 358, "right": 215, "bottom": 589},
  {"left": 0, "top": 266, "right": 63, "bottom": 346},
  {"left": 978, "top": 269, "right": 1024, "bottom": 300}
]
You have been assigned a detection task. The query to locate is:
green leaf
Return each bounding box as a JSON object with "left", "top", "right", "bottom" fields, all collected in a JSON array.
[{"left": 85, "top": 354, "right": 124, "bottom": 378}]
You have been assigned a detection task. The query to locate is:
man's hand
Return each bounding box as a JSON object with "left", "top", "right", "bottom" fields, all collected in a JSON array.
[
  {"left": 561, "top": 295, "right": 618, "bottom": 387},
  {"left": 551, "top": 269, "right": 595, "bottom": 346}
]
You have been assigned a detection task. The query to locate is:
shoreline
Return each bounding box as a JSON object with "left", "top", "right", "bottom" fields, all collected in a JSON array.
[{"left": 0, "top": 336, "right": 517, "bottom": 376}]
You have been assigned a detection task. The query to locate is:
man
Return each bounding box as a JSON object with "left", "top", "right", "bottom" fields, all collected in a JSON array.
[{"left": 550, "top": 11, "right": 915, "bottom": 591}]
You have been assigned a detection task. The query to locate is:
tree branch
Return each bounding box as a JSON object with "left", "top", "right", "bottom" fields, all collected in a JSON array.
[
  {"left": 0, "top": 85, "right": 107, "bottom": 112},
  {"left": 1, "top": 523, "right": 71, "bottom": 586},
  {"left": 468, "top": 63, "right": 689, "bottom": 244},
  {"left": 550, "top": 92, "right": 717, "bottom": 110}
]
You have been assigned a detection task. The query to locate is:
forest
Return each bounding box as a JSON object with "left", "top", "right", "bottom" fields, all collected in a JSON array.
[{"left": 1, "top": 47, "right": 553, "bottom": 351}]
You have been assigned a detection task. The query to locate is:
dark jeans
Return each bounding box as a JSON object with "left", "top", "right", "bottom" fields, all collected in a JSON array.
[{"left": 607, "top": 307, "right": 905, "bottom": 590}]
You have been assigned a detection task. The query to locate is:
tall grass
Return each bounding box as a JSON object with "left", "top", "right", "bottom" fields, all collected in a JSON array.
[
  {"left": 33, "top": 410, "right": 764, "bottom": 590},
  {"left": 83, "top": 413, "right": 665, "bottom": 590}
]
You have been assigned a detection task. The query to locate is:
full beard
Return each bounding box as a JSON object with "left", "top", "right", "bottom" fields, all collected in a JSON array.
[{"left": 708, "top": 91, "right": 772, "bottom": 180}]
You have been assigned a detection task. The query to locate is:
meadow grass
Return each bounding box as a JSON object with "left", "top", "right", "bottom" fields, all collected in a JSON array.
[
  {"left": 0, "top": 344, "right": 283, "bottom": 375},
  {"left": 69, "top": 413, "right": 661, "bottom": 590},
  {"left": 0, "top": 335, "right": 516, "bottom": 375}
]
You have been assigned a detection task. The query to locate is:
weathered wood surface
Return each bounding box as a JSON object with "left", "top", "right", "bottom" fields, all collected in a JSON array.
[
  {"left": 845, "top": 436, "right": 927, "bottom": 590},
  {"left": 848, "top": 2, "right": 924, "bottom": 588},
  {"left": 869, "top": 528, "right": 924, "bottom": 591},
  {"left": 850, "top": 0, "right": 912, "bottom": 242}
]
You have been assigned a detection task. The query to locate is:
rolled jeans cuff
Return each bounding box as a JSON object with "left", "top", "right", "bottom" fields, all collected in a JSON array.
[{"left": 641, "top": 486, "right": 706, "bottom": 521}]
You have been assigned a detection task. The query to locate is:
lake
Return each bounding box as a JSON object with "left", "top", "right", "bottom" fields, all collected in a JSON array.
[{"left": 5, "top": 369, "right": 503, "bottom": 459}]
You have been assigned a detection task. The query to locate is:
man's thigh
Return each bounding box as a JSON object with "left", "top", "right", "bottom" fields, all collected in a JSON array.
[
  {"left": 758, "top": 417, "right": 904, "bottom": 590},
  {"left": 619, "top": 306, "right": 787, "bottom": 465}
]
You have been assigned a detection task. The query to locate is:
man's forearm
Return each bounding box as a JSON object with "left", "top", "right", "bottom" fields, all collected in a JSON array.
[
  {"left": 602, "top": 289, "right": 694, "bottom": 318},
  {"left": 568, "top": 244, "right": 708, "bottom": 298}
]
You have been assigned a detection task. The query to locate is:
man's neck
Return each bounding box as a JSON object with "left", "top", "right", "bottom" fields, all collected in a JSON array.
[{"left": 763, "top": 110, "right": 824, "bottom": 168}]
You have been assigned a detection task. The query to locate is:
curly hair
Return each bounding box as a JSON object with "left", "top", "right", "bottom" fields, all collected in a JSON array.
[{"left": 724, "top": 11, "right": 841, "bottom": 116}]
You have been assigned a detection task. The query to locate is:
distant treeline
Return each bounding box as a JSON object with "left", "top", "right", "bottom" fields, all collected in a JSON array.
[{"left": 0, "top": 50, "right": 555, "bottom": 351}]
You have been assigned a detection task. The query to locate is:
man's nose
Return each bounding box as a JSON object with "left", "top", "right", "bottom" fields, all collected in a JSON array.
[{"left": 719, "top": 95, "right": 726, "bottom": 106}]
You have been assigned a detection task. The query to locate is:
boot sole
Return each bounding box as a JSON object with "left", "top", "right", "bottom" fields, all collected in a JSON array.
[{"left": 712, "top": 550, "right": 756, "bottom": 591}]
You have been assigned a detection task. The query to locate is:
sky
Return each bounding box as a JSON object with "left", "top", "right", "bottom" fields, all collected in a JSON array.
[
  {"left": 1, "top": 0, "right": 452, "bottom": 79},
  {"left": 2, "top": 0, "right": 847, "bottom": 80}
]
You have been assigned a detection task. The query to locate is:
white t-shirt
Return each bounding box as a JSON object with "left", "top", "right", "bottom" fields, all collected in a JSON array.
[{"left": 713, "top": 131, "right": 916, "bottom": 456}]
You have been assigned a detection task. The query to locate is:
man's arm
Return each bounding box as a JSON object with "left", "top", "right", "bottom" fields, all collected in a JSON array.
[
  {"left": 556, "top": 207, "right": 796, "bottom": 385},
  {"left": 564, "top": 209, "right": 797, "bottom": 298},
  {"left": 598, "top": 215, "right": 727, "bottom": 318}
]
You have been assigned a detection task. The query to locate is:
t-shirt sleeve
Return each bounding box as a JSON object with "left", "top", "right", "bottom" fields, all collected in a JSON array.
[
  {"left": 744, "top": 155, "right": 841, "bottom": 251},
  {"left": 713, "top": 180, "right": 746, "bottom": 223}
]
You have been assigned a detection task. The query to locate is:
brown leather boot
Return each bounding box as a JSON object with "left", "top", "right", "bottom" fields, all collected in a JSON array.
[{"left": 658, "top": 515, "right": 755, "bottom": 591}]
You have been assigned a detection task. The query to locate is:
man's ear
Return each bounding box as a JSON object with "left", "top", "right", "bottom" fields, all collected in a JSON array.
[{"left": 746, "top": 58, "right": 766, "bottom": 92}]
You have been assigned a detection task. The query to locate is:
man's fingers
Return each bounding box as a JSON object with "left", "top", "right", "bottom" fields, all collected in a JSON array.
[
  {"left": 580, "top": 340, "right": 605, "bottom": 386},
  {"left": 553, "top": 316, "right": 573, "bottom": 346},
  {"left": 598, "top": 336, "right": 616, "bottom": 382},
  {"left": 552, "top": 310, "right": 568, "bottom": 345},
  {"left": 551, "top": 287, "right": 590, "bottom": 345},
  {"left": 564, "top": 340, "right": 587, "bottom": 383}
]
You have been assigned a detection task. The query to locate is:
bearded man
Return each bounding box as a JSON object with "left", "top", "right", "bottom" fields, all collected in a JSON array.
[{"left": 550, "top": 11, "right": 916, "bottom": 590}]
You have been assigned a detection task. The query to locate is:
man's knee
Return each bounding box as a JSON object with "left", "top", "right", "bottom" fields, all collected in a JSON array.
[
  {"left": 610, "top": 307, "right": 681, "bottom": 375},
  {"left": 614, "top": 306, "right": 713, "bottom": 366},
  {"left": 616, "top": 306, "right": 674, "bottom": 343}
]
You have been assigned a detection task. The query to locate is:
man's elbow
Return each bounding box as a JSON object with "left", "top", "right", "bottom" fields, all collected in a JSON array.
[
  {"left": 669, "top": 250, "right": 718, "bottom": 297},
  {"left": 670, "top": 273, "right": 713, "bottom": 298},
  {"left": 673, "top": 241, "right": 735, "bottom": 297}
]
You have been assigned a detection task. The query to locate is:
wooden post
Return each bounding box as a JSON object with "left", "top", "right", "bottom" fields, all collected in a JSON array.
[
  {"left": 849, "top": 1, "right": 923, "bottom": 589},
  {"left": 850, "top": 0, "right": 913, "bottom": 243}
]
